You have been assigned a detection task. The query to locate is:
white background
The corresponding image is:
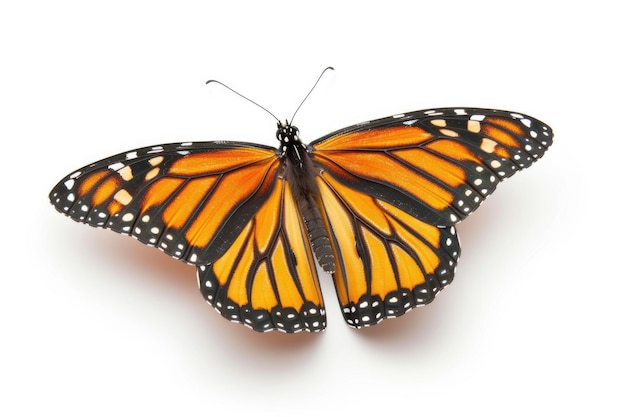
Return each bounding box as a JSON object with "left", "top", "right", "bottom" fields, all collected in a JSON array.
[{"left": 2, "top": 1, "right": 624, "bottom": 415}]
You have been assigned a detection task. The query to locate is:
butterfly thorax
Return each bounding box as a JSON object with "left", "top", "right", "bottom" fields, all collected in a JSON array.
[
  {"left": 276, "top": 121, "right": 307, "bottom": 167},
  {"left": 276, "top": 120, "right": 318, "bottom": 196}
]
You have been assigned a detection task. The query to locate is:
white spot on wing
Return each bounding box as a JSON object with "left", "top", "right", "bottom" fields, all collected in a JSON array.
[
  {"left": 467, "top": 120, "right": 481, "bottom": 133},
  {"left": 148, "top": 146, "right": 164, "bottom": 154},
  {"left": 431, "top": 119, "right": 446, "bottom": 127},
  {"left": 480, "top": 138, "right": 498, "bottom": 153},
  {"left": 109, "top": 162, "right": 125, "bottom": 171},
  {"left": 113, "top": 189, "right": 132, "bottom": 206},
  {"left": 118, "top": 165, "right": 133, "bottom": 181},
  {"left": 149, "top": 156, "right": 164, "bottom": 166}
]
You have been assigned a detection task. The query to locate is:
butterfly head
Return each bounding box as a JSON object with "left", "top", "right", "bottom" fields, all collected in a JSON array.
[
  {"left": 277, "top": 120, "right": 310, "bottom": 168},
  {"left": 276, "top": 120, "right": 300, "bottom": 147}
]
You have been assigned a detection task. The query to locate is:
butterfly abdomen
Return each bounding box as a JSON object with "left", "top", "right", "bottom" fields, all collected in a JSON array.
[
  {"left": 298, "top": 193, "right": 335, "bottom": 273},
  {"left": 283, "top": 152, "right": 335, "bottom": 274}
]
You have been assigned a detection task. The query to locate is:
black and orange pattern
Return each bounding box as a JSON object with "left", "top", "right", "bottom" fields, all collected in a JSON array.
[{"left": 50, "top": 107, "right": 552, "bottom": 332}]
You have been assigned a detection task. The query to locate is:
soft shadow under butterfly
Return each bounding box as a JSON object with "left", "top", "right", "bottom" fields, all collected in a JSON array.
[{"left": 50, "top": 68, "right": 553, "bottom": 333}]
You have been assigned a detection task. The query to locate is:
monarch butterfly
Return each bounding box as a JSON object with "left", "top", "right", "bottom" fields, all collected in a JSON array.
[{"left": 49, "top": 70, "right": 553, "bottom": 333}]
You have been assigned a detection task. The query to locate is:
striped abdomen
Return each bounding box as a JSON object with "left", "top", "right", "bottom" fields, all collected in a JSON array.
[
  {"left": 284, "top": 145, "right": 335, "bottom": 274},
  {"left": 297, "top": 193, "right": 335, "bottom": 273}
]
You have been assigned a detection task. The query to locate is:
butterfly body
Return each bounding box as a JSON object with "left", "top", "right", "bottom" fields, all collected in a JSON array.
[
  {"left": 277, "top": 121, "right": 336, "bottom": 274},
  {"left": 50, "top": 107, "right": 553, "bottom": 333}
]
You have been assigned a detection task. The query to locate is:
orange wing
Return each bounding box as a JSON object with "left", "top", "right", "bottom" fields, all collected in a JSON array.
[
  {"left": 315, "top": 170, "right": 460, "bottom": 327},
  {"left": 50, "top": 141, "right": 325, "bottom": 333},
  {"left": 49, "top": 142, "right": 280, "bottom": 265},
  {"left": 50, "top": 107, "right": 553, "bottom": 332},
  {"left": 197, "top": 177, "right": 325, "bottom": 332},
  {"left": 312, "top": 108, "right": 553, "bottom": 225},
  {"left": 311, "top": 108, "right": 553, "bottom": 327}
]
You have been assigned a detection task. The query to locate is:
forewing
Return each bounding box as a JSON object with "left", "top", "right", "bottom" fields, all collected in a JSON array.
[
  {"left": 49, "top": 141, "right": 280, "bottom": 265},
  {"left": 311, "top": 108, "right": 553, "bottom": 225},
  {"left": 197, "top": 177, "right": 326, "bottom": 333}
]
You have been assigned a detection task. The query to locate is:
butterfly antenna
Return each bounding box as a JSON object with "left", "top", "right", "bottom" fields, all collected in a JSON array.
[
  {"left": 206, "top": 79, "right": 280, "bottom": 123},
  {"left": 289, "top": 66, "right": 334, "bottom": 125}
]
